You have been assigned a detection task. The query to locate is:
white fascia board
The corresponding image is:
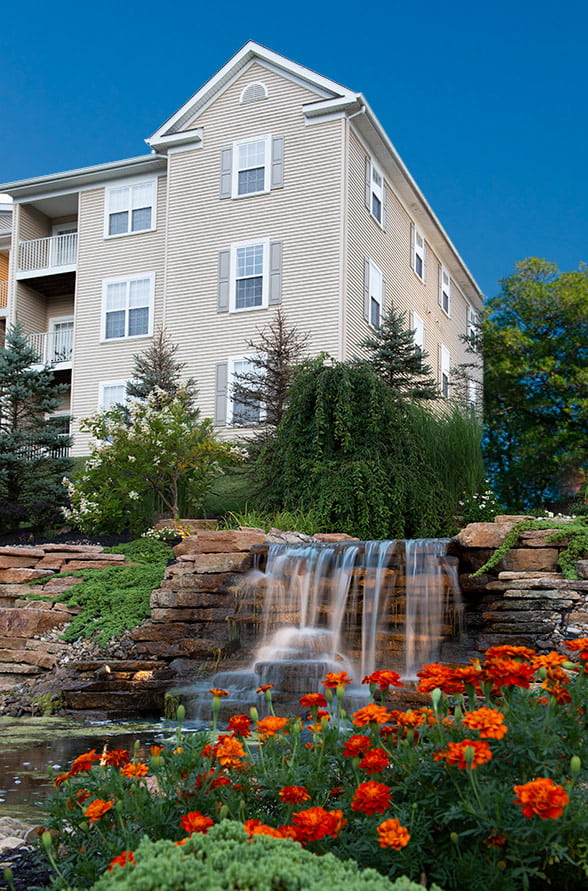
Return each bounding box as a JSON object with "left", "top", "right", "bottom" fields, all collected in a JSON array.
[
  {"left": 303, "top": 95, "right": 362, "bottom": 119},
  {"left": 0, "top": 155, "right": 167, "bottom": 203},
  {"left": 148, "top": 40, "right": 357, "bottom": 142},
  {"left": 354, "top": 99, "right": 483, "bottom": 301},
  {"left": 147, "top": 128, "right": 203, "bottom": 152}
]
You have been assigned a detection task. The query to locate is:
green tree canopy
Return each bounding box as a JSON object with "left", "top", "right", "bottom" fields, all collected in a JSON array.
[
  {"left": 126, "top": 328, "right": 198, "bottom": 412},
  {"left": 0, "top": 323, "right": 72, "bottom": 531},
  {"left": 482, "top": 258, "right": 588, "bottom": 511}
]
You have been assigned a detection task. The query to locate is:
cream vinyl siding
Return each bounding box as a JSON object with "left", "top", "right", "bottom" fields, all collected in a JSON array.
[
  {"left": 162, "top": 62, "right": 344, "bottom": 426},
  {"left": 70, "top": 175, "right": 167, "bottom": 454},
  {"left": 14, "top": 281, "right": 47, "bottom": 335}
]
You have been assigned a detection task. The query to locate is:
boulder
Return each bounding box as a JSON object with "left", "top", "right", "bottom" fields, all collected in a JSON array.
[{"left": 500, "top": 548, "right": 559, "bottom": 573}]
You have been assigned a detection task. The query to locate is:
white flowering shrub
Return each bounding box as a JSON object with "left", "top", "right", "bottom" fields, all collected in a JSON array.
[
  {"left": 64, "top": 390, "right": 241, "bottom": 534},
  {"left": 458, "top": 484, "right": 503, "bottom": 524}
]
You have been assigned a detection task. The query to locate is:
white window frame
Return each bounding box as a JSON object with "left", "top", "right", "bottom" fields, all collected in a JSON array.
[
  {"left": 227, "top": 355, "right": 265, "bottom": 427},
  {"left": 439, "top": 266, "right": 451, "bottom": 316},
  {"left": 412, "top": 225, "right": 426, "bottom": 282},
  {"left": 467, "top": 304, "right": 479, "bottom": 342},
  {"left": 231, "top": 135, "right": 272, "bottom": 198},
  {"left": 229, "top": 239, "right": 270, "bottom": 313},
  {"left": 367, "top": 259, "right": 383, "bottom": 328},
  {"left": 104, "top": 177, "right": 157, "bottom": 238},
  {"left": 439, "top": 345, "right": 451, "bottom": 398},
  {"left": 467, "top": 378, "right": 478, "bottom": 407},
  {"left": 101, "top": 272, "right": 154, "bottom": 342},
  {"left": 98, "top": 380, "right": 128, "bottom": 412},
  {"left": 370, "top": 160, "right": 385, "bottom": 227},
  {"left": 410, "top": 311, "right": 425, "bottom": 353}
]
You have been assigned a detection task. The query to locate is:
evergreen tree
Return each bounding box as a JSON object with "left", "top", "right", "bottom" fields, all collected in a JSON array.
[
  {"left": 126, "top": 328, "right": 198, "bottom": 411},
  {"left": 0, "top": 323, "right": 72, "bottom": 532},
  {"left": 359, "top": 307, "right": 440, "bottom": 401}
]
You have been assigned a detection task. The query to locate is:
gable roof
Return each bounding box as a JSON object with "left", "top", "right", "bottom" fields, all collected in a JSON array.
[{"left": 147, "top": 41, "right": 360, "bottom": 149}]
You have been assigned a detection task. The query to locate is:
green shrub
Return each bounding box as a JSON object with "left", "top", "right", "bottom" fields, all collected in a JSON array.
[{"left": 89, "top": 822, "right": 437, "bottom": 891}]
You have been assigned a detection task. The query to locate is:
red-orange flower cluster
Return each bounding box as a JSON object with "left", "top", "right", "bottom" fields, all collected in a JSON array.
[
  {"left": 299, "top": 693, "right": 328, "bottom": 709},
  {"left": 342, "top": 734, "right": 372, "bottom": 757},
  {"left": 462, "top": 707, "right": 508, "bottom": 740},
  {"left": 180, "top": 811, "right": 215, "bottom": 833},
  {"left": 352, "top": 704, "right": 391, "bottom": 727},
  {"left": 377, "top": 817, "right": 410, "bottom": 850},
  {"left": 513, "top": 778, "right": 570, "bottom": 819},
  {"left": 209, "top": 688, "right": 229, "bottom": 698},
  {"left": 362, "top": 670, "right": 403, "bottom": 690},
  {"left": 70, "top": 749, "right": 100, "bottom": 776},
  {"left": 102, "top": 748, "right": 131, "bottom": 767},
  {"left": 359, "top": 747, "right": 390, "bottom": 774},
  {"left": 565, "top": 637, "right": 588, "bottom": 660},
  {"left": 84, "top": 799, "right": 114, "bottom": 823},
  {"left": 278, "top": 785, "right": 311, "bottom": 804},
  {"left": 120, "top": 762, "right": 149, "bottom": 778},
  {"left": 108, "top": 850, "right": 136, "bottom": 870},
  {"left": 434, "top": 738, "right": 493, "bottom": 769},
  {"left": 484, "top": 656, "right": 535, "bottom": 690},
  {"left": 226, "top": 714, "right": 252, "bottom": 737},
  {"left": 323, "top": 672, "right": 352, "bottom": 689},
  {"left": 213, "top": 735, "right": 247, "bottom": 768},
  {"left": 351, "top": 781, "right": 392, "bottom": 815},
  {"left": 291, "top": 807, "right": 347, "bottom": 843},
  {"left": 256, "top": 716, "right": 289, "bottom": 739},
  {"left": 416, "top": 663, "right": 481, "bottom": 695}
]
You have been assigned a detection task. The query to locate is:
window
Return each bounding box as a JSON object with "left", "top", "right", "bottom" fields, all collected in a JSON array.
[
  {"left": 410, "top": 311, "right": 425, "bottom": 353},
  {"left": 218, "top": 240, "right": 282, "bottom": 313},
  {"left": 411, "top": 225, "right": 426, "bottom": 281},
  {"left": 439, "top": 266, "right": 451, "bottom": 316},
  {"left": 233, "top": 241, "right": 266, "bottom": 309},
  {"left": 364, "top": 259, "right": 384, "bottom": 328},
  {"left": 102, "top": 273, "right": 154, "bottom": 340},
  {"left": 439, "top": 345, "right": 451, "bottom": 398},
  {"left": 105, "top": 179, "right": 156, "bottom": 237},
  {"left": 220, "top": 136, "right": 284, "bottom": 198},
  {"left": 365, "top": 158, "right": 386, "bottom": 227},
  {"left": 99, "top": 380, "right": 128, "bottom": 411},
  {"left": 228, "top": 356, "right": 262, "bottom": 426},
  {"left": 467, "top": 304, "right": 479, "bottom": 343},
  {"left": 467, "top": 378, "right": 478, "bottom": 407}
]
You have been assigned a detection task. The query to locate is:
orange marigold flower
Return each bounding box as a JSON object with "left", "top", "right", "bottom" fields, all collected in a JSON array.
[
  {"left": 484, "top": 657, "right": 535, "bottom": 690},
  {"left": 70, "top": 749, "right": 99, "bottom": 776},
  {"left": 292, "top": 807, "right": 347, "bottom": 843},
  {"left": 543, "top": 682, "right": 572, "bottom": 704},
  {"left": 256, "top": 716, "right": 289, "bottom": 739},
  {"left": 416, "top": 663, "right": 481, "bottom": 695},
  {"left": 299, "top": 693, "right": 328, "bottom": 709},
  {"left": 214, "top": 736, "right": 247, "bottom": 768},
  {"left": 120, "top": 762, "right": 149, "bottom": 778},
  {"left": 209, "top": 688, "right": 229, "bottom": 698},
  {"left": 84, "top": 799, "right": 114, "bottom": 823},
  {"left": 351, "top": 781, "right": 392, "bottom": 815},
  {"left": 149, "top": 745, "right": 164, "bottom": 757},
  {"left": 227, "top": 714, "right": 252, "bottom": 737},
  {"left": 180, "top": 811, "right": 215, "bottom": 834},
  {"left": 564, "top": 637, "right": 588, "bottom": 660},
  {"left": 485, "top": 833, "right": 508, "bottom": 849},
  {"left": 396, "top": 710, "right": 424, "bottom": 728},
  {"left": 462, "top": 707, "right": 508, "bottom": 740},
  {"left": 323, "top": 671, "right": 352, "bottom": 689},
  {"left": 103, "top": 749, "right": 131, "bottom": 767},
  {"left": 352, "top": 704, "right": 391, "bottom": 726},
  {"left": 377, "top": 817, "right": 410, "bottom": 850},
  {"left": 513, "top": 778, "right": 570, "bottom": 819},
  {"left": 434, "top": 738, "right": 493, "bottom": 769},
  {"left": 278, "top": 785, "right": 311, "bottom": 804},
  {"left": 108, "top": 850, "right": 136, "bottom": 870},
  {"left": 362, "top": 670, "right": 403, "bottom": 690},
  {"left": 54, "top": 772, "right": 70, "bottom": 786},
  {"left": 343, "top": 734, "right": 372, "bottom": 757},
  {"left": 484, "top": 645, "right": 536, "bottom": 662},
  {"left": 359, "top": 747, "right": 390, "bottom": 774},
  {"left": 244, "top": 819, "right": 283, "bottom": 839},
  {"left": 531, "top": 652, "right": 568, "bottom": 670},
  {"left": 256, "top": 684, "right": 274, "bottom": 693}
]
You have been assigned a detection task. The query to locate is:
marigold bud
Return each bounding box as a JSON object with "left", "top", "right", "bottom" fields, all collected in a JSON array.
[
  {"left": 176, "top": 705, "right": 185, "bottom": 723},
  {"left": 431, "top": 687, "right": 443, "bottom": 711},
  {"left": 571, "top": 755, "right": 581, "bottom": 777}
]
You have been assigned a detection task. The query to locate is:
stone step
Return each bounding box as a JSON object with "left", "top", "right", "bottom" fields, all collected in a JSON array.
[{"left": 61, "top": 688, "right": 165, "bottom": 716}]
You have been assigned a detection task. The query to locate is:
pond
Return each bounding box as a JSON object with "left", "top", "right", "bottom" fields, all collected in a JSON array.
[{"left": 0, "top": 716, "right": 167, "bottom": 824}]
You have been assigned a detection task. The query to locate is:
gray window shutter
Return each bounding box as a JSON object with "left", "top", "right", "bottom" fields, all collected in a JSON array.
[
  {"left": 220, "top": 147, "right": 232, "bottom": 199},
  {"left": 271, "top": 137, "right": 284, "bottom": 189},
  {"left": 365, "top": 157, "right": 371, "bottom": 210},
  {"left": 363, "top": 258, "right": 370, "bottom": 322},
  {"left": 218, "top": 249, "right": 230, "bottom": 312},
  {"left": 410, "top": 224, "right": 415, "bottom": 268},
  {"left": 382, "top": 186, "right": 388, "bottom": 232},
  {"left": 382, "top": 278, "right": 387, "bottom": 314},
  {"left": 215, "top": 362, "right": 228, "bottom": 426},
  {"left": 269, "top": 240, "right": 283, "bottom": 305}
]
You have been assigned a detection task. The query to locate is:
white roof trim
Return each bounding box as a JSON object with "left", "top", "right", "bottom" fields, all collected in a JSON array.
[
  {"left": 147, "top": 128, "right": 203, "bottom": 152},
  {"left": 148, "top": 41, "right": 358, "bottom": 143}
]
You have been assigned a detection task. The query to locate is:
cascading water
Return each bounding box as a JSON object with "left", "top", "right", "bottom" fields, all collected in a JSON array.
[{"left": 194, "top": 538, "right": 462, "bottom": 719}]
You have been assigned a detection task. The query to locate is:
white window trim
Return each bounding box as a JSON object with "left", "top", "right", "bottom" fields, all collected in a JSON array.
[
  {"left": 410, "top": 311, "right": 425, "bottom": 352},
  {"left": 227, "top": 355, "right": 266, "bottom": 427},
  {"left": 104, "top": 176, "right": 157, "bottom": 239},
  {"left": 370, "top": 159, "right": 385, "bottom": 227},
  {"left": 231, "top": 135, "right": 272, "bottom": 199},
  {"left": 98, "top": 379, "right": 128, "bottom": 412},
  {"left": 412, "top": 225, "right": 426, "bottom": 282},
  {"left": 100, "top": 272, "right": 155, "bottom": 342},
  {"left": 229, "top": 239, "right": 270, "bottom": 313},
  {"left": 439, "top": 266, "right": 451, "bottom": 317},
  {"left": 367, "top": 259, "right": 383, "bottom": 329},
  {"left": 439, "top": 345, "right": 451, "bottom": 398},
  {"left": 467, "top": 304, "right": 479, "bottom": 341}
]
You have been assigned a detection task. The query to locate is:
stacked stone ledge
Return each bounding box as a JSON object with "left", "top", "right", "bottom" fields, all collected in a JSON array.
[{"left": 451, "top": 516, "right": 588, "bottom": 654}]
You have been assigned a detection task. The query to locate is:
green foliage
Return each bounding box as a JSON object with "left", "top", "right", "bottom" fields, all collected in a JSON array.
[
  {"left": 64, "top": 390, "right": 240, "bottom": 533},
  {"left": 221, "top": 506, "right": 326, "bottom": 535},
  {"left": 482, "top": 258, "right": 588, "bottom": 512},
  {"left": 201, "top": 466, "right": 257, "bottom": 517},
  {"left": 0, "top": 323, "right": 72, "bottom": 532},
  {"left": 472, "top": 516, "right": 588, "bottom": 579},
  {"left": 89, "top": 822, "right": 419, "bottom": 891},
  {"left": 359, "top": 306, "right": 440, "bottom": 401},
  {"left": 126, "top": 328, "right": 198, "bottom": 410},
  {"left": 258, "top": 360, "right": 486, "bottom": 539}
]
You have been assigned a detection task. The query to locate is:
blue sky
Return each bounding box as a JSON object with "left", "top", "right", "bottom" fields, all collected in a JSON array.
[{"left": 1, "top": 0, "right": 586, "bottom": 298}]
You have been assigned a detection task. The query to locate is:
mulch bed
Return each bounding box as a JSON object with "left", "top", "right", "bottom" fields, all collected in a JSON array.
[
  {"left": 0, "top": 846, "right": 55, "bottom": 890},
  {"left": 0, "top": 528, "right": 137, "bottom": 549}
]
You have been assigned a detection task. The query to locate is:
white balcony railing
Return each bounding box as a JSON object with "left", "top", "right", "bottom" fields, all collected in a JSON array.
[
  {"left": 26, "top": 328, "right": 73, "bottom": 366},
  {"left": 18, "top": 233, "right": 78, "bottom": 274},
  {"left": 0, "top": 280, "right": 7, "bottom": 308}
]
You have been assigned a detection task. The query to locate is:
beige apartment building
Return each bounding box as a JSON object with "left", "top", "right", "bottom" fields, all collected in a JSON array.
[{"left": 0, "top": 42, "right": 483, "bottom": 457}]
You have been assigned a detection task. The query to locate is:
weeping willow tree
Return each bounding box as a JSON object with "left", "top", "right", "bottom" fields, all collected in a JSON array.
[{"left": 258, "top": 359, "right": 485, "bottom": 539}]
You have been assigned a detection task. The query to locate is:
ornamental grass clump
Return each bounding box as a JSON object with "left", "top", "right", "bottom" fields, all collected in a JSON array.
[{"left": 41, "top": 641, "right": 588, "bottom": 890}]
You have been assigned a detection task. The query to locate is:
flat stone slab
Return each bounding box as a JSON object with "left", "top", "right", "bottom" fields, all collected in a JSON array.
[
  {"left": 500, "top": 548, "right": 559, "bottom": 572},
  {"left": 0, "top": 547, "right": 46, "bottom": 558},
  {"left": 487, "top": 577, "right": 588, "bottom": 591},
  {"left": 0, "top": 568, "right": 54, "bottom": 583},
  {"left": 454, "top": 522, "right": 519, "bottom": 549},
  {"left": 0, "top": 607, "right": 70, "bottom": 635}
]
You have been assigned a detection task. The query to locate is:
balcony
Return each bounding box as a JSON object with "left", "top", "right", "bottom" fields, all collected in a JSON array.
[
  {"left": 26, "top": 327, "right": 73, "bottom": 368},
  {"left": 17, "top": 233, "right": 78, "bottom": 279}
]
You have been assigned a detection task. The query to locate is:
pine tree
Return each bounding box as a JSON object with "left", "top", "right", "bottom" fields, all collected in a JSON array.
[
  {"left": 0, "top": 323, "right": 72, "bottom": 532},
  {"left": 359, "top": 307, "right": 440, "bottom": 401},
  {"left": 126, "top": 328, "right": 198, "bottom": 411}
]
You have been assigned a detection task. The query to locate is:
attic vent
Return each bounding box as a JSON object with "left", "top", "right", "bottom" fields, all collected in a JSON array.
[{"left": 240, "top": 82, "right": 268, "bottom": 104}]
